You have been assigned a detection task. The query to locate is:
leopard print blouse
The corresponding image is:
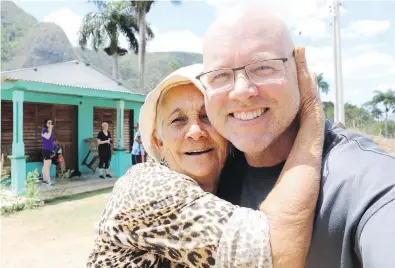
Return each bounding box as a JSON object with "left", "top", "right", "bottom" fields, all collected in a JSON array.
[{"left": 87, "top": 162, "right": 272, "bottom": 267}]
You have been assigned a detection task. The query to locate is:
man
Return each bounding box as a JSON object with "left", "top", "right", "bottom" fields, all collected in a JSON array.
[
  {"left": 131, "top": 123, "right": 145, "bottom": 164},
  {"left": 197, "top": 4, "right": 395, "bottom": 268}
]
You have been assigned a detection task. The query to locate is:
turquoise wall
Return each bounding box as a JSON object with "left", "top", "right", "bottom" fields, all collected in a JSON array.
[{"left": 2, "top": 90, "right": 143, "bottom": 177}]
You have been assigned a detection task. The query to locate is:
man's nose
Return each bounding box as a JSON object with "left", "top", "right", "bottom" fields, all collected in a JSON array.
[
  {"left": 186, "top": 122, "right": 207, "bottom": 141},
  {"left": 229, "top": 72, "right": 258, "bottom": 102}
]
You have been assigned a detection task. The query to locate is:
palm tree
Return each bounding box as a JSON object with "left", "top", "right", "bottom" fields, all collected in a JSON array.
[
  {"left": 79, "top": 0, "right": 154, "bottom": 80},
  {"left": 367, "top": 89, "right": 395, "bottom": 137},
  {"left": 316, "top": 73, "right": 329, "bottom": 94},
  {"left": 131, "top": 1, "right": 180, "bottom": 93}
]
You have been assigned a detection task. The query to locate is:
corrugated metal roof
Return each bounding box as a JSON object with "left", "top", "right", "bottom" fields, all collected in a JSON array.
[{"left": 1, "top": 60, "right": 145, "bottom": 95}]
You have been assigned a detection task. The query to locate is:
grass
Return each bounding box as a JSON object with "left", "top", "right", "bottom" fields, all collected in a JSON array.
[{"left": 349, "top": 128, "right": 395, "bottom": 156}]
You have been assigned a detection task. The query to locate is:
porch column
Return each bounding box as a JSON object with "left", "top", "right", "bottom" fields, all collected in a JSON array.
[
  {"left": 115, "top": 100, "right": 125, "bottom": 150},
  {"left": 8, "top": 90, "right": 28, "bottom": 194},
  {"left": 113, "top": 100, "right": 126, "bottom": 178}
]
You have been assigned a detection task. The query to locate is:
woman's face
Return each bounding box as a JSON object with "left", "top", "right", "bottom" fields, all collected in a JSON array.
[
  {"left": 155, "top": 84, "right": 228, "bottom": 192},
  {"left": 46, "top": 120, "right": 52, "bottom": 128},
  {"left": 102, "top": 123, "right": 108, "bottom": 131}
]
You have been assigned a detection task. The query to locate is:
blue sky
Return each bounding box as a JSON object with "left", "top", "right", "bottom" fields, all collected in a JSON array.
[{"left": 13, "top": 0, "right": 395, "bottom": 106}]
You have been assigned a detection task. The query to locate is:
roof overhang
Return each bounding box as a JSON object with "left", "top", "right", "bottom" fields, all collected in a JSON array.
[{"left": 1, "top": 79, "right": 146, "bottom": 103}]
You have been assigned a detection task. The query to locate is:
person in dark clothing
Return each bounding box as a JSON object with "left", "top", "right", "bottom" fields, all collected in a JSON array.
[
  {"left": 41, "top": 119, "right": 54, "bottom": 186},
  {"left": 96, "top": 122, "right": 112, "bottom": 179}
]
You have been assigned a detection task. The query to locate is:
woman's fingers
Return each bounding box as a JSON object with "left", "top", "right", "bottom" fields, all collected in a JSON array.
[
  {"left": 294, "top": 47, "right": 318, "bottom": 101},
  {"left": 294, "top": 47, "right": 323, "bottom": 125}
]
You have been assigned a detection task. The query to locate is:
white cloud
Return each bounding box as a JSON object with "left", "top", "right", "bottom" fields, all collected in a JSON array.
[
  {"left": 343, "top": 51, "right": 395, "bottom": 78},
  {"left": 341, "top": 20, "right": 391, "bottom": 38},
  {"left": 305, "top": 45, "right": 334, "bottom": 77},
  {"left": 375, "top": 83, "right": 395, "bottom": 91},
  {"left": 205, "top": 0, "right": 334, "bottom": 40},
  {"left": 147, "top": 30, "right": 203, "bottom": 53},
  {"left": 44, "top": 8, "right": 129, "bottom": 50},
  {"left": 388, "top": 65, "right": 395, "bottom": 75},
  {"left": 44, "top": 8, "right": 83, "bottom": 47},
  {"left": 205, "top": 0, "right": 330, "bottom": 20},
  {"left": 42, "top": 8, "right": 200, "bottom": 54},
  {"left": 293, "top": 18, "right": 328, "bottom": 40}
]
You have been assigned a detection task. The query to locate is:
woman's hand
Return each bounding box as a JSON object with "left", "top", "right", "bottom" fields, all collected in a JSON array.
[
  {"left": 259, "top": 47, "right": 325, "bottom": 268},
  {"left": 295, "top": 47, "right": 325, "bottom": 131}
]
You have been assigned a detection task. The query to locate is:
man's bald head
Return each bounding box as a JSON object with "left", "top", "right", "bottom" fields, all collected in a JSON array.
[
  {"left": 203, "top": 4, "right": 295, "bottom": 71},
  {"left": 202, "top": 4, "right": 301, "bottom": 160}
]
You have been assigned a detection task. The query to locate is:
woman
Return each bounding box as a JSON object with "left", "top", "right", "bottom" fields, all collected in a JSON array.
[
  {"left": 96, "top": 122, "right": 112, "bottom": 179},
  {"left": 88, "top": 48, "right": 324, "bottom": 267},
  {"left": 41, "top": 119, "right": 54, "bottom": 186}
]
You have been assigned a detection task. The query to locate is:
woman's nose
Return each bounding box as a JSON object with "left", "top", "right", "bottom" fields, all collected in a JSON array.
[{"left": 186, "top": 123, "right": 207, "bottom": 141}]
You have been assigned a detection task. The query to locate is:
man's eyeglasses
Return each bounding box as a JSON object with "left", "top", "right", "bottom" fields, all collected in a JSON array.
[{"left": 196, "top": 58, "right": 289, "bottom": 92}]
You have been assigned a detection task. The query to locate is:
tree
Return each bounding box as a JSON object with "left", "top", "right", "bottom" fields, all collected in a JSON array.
[
  {"left": 344, "top": 102, "right": 374, "bottom": 129},
  {"left": 366, "top": 89, "right": 395, "bottom": 137},
  {"left": 323, "top": 101, "right": 334, "bottom": 121},
  {"left": 131, "top": 0, "right": 180, "bottom": 93},
  {"left": 316, "top": 73, "right": 329, "bottom": 94},
  {"left": 79, "top": 0, "right": 154, "bottom": 80}
]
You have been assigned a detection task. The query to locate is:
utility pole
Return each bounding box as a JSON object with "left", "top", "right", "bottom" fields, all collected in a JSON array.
[{"left": 332, "top": 0, "right": 345, "bottom": 124}]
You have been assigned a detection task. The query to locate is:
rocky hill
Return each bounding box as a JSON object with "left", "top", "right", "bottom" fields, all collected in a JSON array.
[{"left": 1, "top": 1, "right": 203, "bottom": 92}]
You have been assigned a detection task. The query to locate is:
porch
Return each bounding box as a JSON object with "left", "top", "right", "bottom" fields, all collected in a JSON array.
[
  {"left": 38, "top": 174, "right": 118, "bottom": 201},
  {"left": 1, "top": 60, "right": 145, "bottom": 195}
]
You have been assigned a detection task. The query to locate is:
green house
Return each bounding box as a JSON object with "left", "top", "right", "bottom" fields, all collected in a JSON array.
[{"left": 1, "top": 60, "right": 145, "bottom": 194}]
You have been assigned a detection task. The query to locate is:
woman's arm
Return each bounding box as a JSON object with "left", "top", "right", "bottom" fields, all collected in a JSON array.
[
  {"left": 89, "top": 163, "right": 271, "bottom": 268},
  {"left": 41, "top": 127, "right": 52, "bottom": 140},
  {"left": 96, "top": 132, "right": 109, "bottom": 145},
  {"left": 259, "top": 47, "right": 324, "bottom": 268}
]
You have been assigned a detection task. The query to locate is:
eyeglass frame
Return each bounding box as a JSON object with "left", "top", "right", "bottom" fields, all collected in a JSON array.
[{"left": 196, "top": 54, "right": 294, "bottom": 91}]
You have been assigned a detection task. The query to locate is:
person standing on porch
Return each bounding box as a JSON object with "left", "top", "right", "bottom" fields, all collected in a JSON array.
[
  {"left": 41, "top": 119, "right": 54, "bottom": 186},
  {"left": 97, "top": 122, "right": 112, "bottom": 179},
  {"left": 131, "top": 123, "right": 143, "bottom": 165}
]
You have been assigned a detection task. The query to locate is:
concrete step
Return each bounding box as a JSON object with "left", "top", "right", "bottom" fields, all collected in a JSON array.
[{"left": 38, "top": 177, "right": 117, "bottom": 201}]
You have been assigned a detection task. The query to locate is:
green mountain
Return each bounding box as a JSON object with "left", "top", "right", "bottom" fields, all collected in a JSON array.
[
  {"left": 0, "top": 1, "right": 203, "bottom": 92},
  {"left": 76, "top": 48, "right": 202, "bottom": 92}
]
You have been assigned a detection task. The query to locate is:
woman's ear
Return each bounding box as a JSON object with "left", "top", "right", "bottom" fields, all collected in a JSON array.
[{"left": 152, "top": 134, "right": 164, "bottom": 157}]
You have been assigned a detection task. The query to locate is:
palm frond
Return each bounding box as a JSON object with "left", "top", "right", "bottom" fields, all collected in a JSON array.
[
  {"left": 117, "top": 15, "right": 139, "bottom": 54},
  {"left": 88, "top": 0, "right": 107, "bottom": 11}
]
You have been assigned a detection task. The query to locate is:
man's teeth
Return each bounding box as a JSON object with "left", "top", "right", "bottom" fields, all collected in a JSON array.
[{"left": 233, "top": 108, "right": 266, "bottom": 121}]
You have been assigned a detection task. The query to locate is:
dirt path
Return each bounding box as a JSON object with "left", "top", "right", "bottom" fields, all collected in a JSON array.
[{"left": 1, "top": 190, "right": 111, "bottom": 268}]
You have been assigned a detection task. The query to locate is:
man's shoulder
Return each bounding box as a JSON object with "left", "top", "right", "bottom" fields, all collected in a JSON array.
[
  {"left": 320, "top": 121, "right": 395, "bottom": 231},
  {"left": 323, "top": 120, "right": 394, "bottom": 170}
]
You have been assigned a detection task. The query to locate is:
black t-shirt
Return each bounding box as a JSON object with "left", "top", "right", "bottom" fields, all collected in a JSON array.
[
  {"left": 97, "top": 131, "right": 112, "bottom": 150},
  {"left": 217, "top": 121, "right": 395, "bottom": 268}
]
